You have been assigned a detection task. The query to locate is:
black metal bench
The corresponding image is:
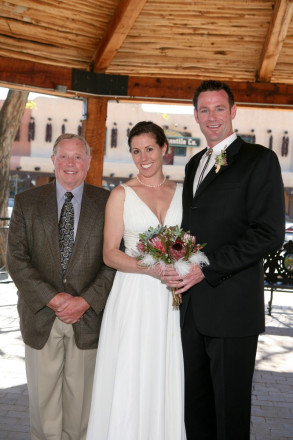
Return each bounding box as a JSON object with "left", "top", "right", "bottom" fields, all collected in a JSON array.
[{"left": 263, "top": 240, "right": 293, "bottom": 315}]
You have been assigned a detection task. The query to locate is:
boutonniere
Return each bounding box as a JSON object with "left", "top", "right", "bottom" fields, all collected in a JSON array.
[{"left": 215, "top": 150, "right": 228, "bottom": 173}]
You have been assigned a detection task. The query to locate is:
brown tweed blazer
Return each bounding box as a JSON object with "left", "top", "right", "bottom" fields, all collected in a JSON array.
[{"left": 7, "top": 181, "right": 115, "bottom": 350}]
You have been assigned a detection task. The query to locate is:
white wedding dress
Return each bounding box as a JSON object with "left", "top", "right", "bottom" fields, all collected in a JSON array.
[{"left": 86, "top": 183, "right": 186, "bottom": 440}]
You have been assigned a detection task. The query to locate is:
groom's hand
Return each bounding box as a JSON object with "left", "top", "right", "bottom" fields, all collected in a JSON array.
[{"left": 162, "top": 264, "right": 205, "bottom": 294}]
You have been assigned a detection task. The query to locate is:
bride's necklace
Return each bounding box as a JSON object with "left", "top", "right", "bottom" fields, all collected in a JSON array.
[{"left": 136, "top": 174, "right": 166, "bottom": 188}]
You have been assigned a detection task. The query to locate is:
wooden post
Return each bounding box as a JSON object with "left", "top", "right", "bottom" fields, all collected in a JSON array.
[{"left": 83, "top": 96, "right": 108, "bottom": 187}]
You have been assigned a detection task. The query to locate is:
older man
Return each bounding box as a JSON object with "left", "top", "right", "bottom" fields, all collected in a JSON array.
[{"left": 7, "top": 133, "right": 115, "bottom": 440}]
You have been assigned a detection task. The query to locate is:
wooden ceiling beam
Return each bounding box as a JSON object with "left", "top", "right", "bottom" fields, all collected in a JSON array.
[
  {"left": 0, "top": 56, "right": 72, "bottom": 95},
  {"left": 2, "top": 56, "right": 293, "bottom": 107},
  {"left": 127, "top": 77, "right": 293, "bottom": 107},
  {"left": 92, "top": 0, "right": 147, "bottom": 72},
  {"left": 257, "top": 0, "right": 293, "bottom": 82}
]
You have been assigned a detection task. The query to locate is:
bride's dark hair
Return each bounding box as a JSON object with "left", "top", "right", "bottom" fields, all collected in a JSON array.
[{"left": 128, "top": 121, "right": 169, "bottom": 154}]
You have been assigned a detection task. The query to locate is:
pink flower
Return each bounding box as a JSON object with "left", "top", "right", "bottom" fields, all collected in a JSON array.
[
  {"left": 137, "top": 241, "right": 145, "bottom": 252},
  {"left": 184, "top": 232, "right": 196, "bottom": 245},
  {"left": 168, "top": 239, "right": 187, "bottom": 261},
  {"left": 148, "top": 235, "right": 166, "bottom": 253}
]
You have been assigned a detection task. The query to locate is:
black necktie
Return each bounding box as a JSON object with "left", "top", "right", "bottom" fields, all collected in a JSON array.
[
  {"left": 59, "top": 192, "right": 74, "bottom": 274},
  {"left": 196, "top": 148, "right": 213, "bottom": 191}
]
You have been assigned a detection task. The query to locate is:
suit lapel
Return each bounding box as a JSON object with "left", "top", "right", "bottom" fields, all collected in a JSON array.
[
  {"left": 184, "top": 149, "right": 206, "bottom": 204},
  {"left": 194, "top": 137, "right": 243, "bottom": 198},
  {"left": 37, "top": 182, "right": 61, "bottom": 269}
]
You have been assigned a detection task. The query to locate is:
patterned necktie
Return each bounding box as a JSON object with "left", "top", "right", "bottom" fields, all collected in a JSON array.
[
  {"left": 59, "top": 192, "right": 74, "bottom": 274},
  {"left": 196, "top": 148, "right": 213, "bottom": 191}
]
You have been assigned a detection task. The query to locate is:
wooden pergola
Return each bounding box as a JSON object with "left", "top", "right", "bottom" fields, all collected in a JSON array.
[{"left": 1, "top": 0, "right": 293, "bottom": 185}]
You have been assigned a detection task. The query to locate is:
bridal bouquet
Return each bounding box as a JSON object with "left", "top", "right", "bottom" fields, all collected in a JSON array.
[{"left": 136, "top": 225, "right": 209, "bottom": 308}]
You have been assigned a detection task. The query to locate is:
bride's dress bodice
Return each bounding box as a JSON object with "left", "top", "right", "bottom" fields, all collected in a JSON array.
[{"left": 122, "top": 184, "right": 183, "bottom": 256}]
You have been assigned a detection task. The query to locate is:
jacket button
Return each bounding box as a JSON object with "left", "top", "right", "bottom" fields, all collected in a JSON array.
[{"left": 63, "top": 278, "right": 67, "bottom": 284}]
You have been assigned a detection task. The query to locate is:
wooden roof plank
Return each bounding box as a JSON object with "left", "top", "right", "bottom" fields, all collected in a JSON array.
[
  {"left": 1, "top": 0, "right": 114, "bottom": 18},
  {"left": 0, "top": 35, "right": 91, "bottom": 68},
  {"left": 0, "top": 17, "right": 99, "bottom": 49},
  {"left": 257, "top": 0, "right": 293, "bottom": 82}
]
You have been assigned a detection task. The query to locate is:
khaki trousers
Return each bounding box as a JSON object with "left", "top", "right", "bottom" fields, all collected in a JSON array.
[{"left": 25, "top": 318, "right": 97, "bottom": 440}]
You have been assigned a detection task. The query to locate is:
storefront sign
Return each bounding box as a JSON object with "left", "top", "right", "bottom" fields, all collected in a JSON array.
[{"left": 165, "top": 129, "right": 201, "bottom": 148}]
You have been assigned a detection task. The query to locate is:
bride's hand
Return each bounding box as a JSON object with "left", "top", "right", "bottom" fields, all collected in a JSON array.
[
  {"left": 137, "top": 261, "right": 163, "bottom": 279},
  {"left": 161, "top": 265, "right": 180, "bottom": 285}
]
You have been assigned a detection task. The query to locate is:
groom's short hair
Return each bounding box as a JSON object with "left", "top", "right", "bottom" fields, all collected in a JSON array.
[{"left": 193, "top": 80, "right": 235, "bottom": 110}]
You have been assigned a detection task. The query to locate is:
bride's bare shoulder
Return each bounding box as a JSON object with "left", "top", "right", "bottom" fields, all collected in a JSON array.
[
  {"left": 107, "top": 184, "right": 126, "bottom": 203},
  {"left": 124, "top": 177, "right": 141, "bottom": 189}
]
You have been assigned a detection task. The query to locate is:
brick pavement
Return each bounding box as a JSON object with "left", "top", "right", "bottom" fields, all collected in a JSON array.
[
  {"left": 0, "top": 281, "right": 292, "bottom": 440},
  {"left": 251, "top": 292, "right": 293, "bottom": 440},
  {"left": 0, "top": 281, "right": 29, "bottom": 440}
]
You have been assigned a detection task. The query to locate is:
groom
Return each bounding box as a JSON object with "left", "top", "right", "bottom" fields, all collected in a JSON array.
[{"left": 165, "top": 80, "right": 285, "bottom": 439}]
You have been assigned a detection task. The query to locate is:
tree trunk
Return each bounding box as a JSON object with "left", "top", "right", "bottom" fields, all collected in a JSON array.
[{"left": 0, "top": 89, "right": 29, "bottom": 271}]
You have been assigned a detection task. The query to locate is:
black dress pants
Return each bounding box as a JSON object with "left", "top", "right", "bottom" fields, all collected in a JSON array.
[{"left": 181, "top": 304, "right": 258, "bottom": 440}]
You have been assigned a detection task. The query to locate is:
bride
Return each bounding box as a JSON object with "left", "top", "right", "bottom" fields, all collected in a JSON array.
[{"left": 86, "top": 121, "right": 186, "bottom": 440}]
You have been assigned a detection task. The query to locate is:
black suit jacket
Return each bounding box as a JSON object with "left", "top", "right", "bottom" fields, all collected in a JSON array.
[
  {"left": 181, "top": 136, "right": 285, "bottom": 337},
  {"left": 7, "top": 181, "right": 115, "bottom": 349}
]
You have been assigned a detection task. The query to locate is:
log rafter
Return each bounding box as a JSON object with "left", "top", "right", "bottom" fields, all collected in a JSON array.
[
  {"left": 257, "top": 0, "right": 293, "bottom": 82},
  {"left": 92, "top": 0, "right": 148, "bottom": 72}
]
